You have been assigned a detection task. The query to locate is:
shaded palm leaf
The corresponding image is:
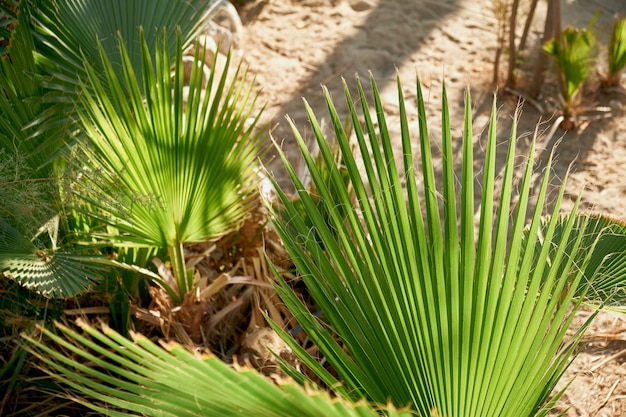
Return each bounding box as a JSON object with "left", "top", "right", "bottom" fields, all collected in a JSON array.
[
  {"left": 269, "top": 74, "right": 598, "bottom": 416},
  {"left": 0, "top": 3, "right": 105, "bottom": 296},
  {"left": 0, "top": 219, "right": 104, "bottom": 297},
  {"left": 0, "top": 0, "right": 18, "bottom": 55},
  {"left": 27, "top": 0, "right": 226, "bottom": 149},
  {"left": 74, "top": 29, "right": 264, "bottom": 300},
  {"left": 23, "top": 319, "right": 414, "bottom": 417},
  {"left": 525, "top": 213, "right": 626, "bottom": 311},
  {"left": 0, "top": 2, "right": 65, "bottom": 175}
]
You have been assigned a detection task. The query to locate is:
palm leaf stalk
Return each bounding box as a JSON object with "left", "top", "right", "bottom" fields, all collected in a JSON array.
[
  {"left": 74, "top": 29, "right": 265, "bottom": 302},
  {"left": 267, "top": 74, "right": 606, "bottom": 416},
  {"left": 23, "top": 319, "right": 414, "bottom": 417}
]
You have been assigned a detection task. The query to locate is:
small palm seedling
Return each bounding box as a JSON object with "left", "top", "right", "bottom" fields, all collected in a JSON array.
[
  {"left": 74, "top": 29, "right": 265, "bottom": 303},
  {"left": 603, "top": 14, "right": 626, "bottom": 88},
  {"left": 543, "top": 22, "right": 598, "bottom": 129}
]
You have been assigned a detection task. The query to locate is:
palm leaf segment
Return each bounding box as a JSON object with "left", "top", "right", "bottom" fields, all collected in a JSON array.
[
  {"left": 269, "top": 75, "right": 605, "bottom": 416},
  {"left": 75, "top": 29, "right": 264, "bottom": 298},
  {"left": 24, "top": 320, "right": 413, "bottom": 417}
]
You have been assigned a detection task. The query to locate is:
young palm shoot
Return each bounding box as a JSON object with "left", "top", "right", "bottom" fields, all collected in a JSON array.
[
  {"left": 543, "top": 23, "right": 598, "bottom": 129},
  {"left": 604, "top": 15, "right": 626, "bottom": 87},
  {"left": 75, "top": 30, "right": 265, "bottom": 302},
  {"left": 268, "top": 74, "right": 610, "bottom": 416}
]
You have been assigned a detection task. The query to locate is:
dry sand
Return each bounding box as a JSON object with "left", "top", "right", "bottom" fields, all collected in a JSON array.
[{"left": 234, "top": 0, "right": 626, "bottom": 414}]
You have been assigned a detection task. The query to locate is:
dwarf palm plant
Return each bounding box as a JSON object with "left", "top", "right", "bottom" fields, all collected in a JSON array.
[
  {"left": 604, "top": 15, "right": 626, "bottom": 87},
  {"left": 543, "top": 23, "right": 597, "bottom": 127},
  {"left": 0, "top": 0, "right": 231, "bottom": 297},
  {"left": 73, "top": 30, "right": 264, "bottom": 302}
]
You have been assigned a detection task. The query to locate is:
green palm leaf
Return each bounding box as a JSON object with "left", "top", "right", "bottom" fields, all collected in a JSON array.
[
  {"left": 33, "top": 0, "right": 220, "bottom": 96},
  {"left": 25, "top": 0, "right": 225, "bottom": 150},
  {"left": 74, "top": 29, "right": 264, "bottom": 300},
  {"left": 23, "top": 320, "right": 414, "bottom": 417},
  {"left": 0, "top": 2, "right": 64, "bottom": 176},
  {"left": 0, "top": 3, "right": 107, "bottom": 296},
  {"left": 607, "top": 15, "right": 626, "bottom": 86},
  {"left": 525, "top": 213, "right": 626, "bottom": 311},
  {"left": 0, "top": 219, "right": 104, "bottom": 297},
  {"left": 543, "top": 24, "right": 597, "bottom": 114},
  {"left": 269, "top": 74, "right": 599, "bottom": 416}
]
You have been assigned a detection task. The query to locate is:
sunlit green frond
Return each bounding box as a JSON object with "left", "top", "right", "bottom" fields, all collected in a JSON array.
[
  {"left": 0, "top": 219, "right": 104, "bottom": 297},
  {"left": 74, "top": 29, "right": 264, "bottom": 299},
  {"left": 24, "top": 0, "right": 227, "bottom": 150},
  {"left": 269, "top": 74, "right": 597, "bottom": 416},
  {"left": 23, "top": 320, "right": 414, "bottom": 417}
]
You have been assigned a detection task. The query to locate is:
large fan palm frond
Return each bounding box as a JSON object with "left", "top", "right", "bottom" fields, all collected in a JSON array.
[
  {"left": 23, "top": 319, "right": 414, "bottom": 417},
  {"left": 267, "top": 74, "right": 606, "bottom": 416},
  {"left": 74, "top": 29, "right": 265, "bottom": 300}
]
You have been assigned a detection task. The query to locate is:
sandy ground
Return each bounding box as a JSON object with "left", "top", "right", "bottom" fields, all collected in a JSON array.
[{"left": 232, "top": 0, "right": 626, "bottom": 415}]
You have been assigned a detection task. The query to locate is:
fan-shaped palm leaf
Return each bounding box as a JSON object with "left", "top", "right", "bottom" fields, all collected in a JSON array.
[
  {"left": 26, "top": 0, "right": 227, "bottom": 152},
  {"left": 0, "top": 219, "right": 104, "bottom": 297},
  {"left": 268, "top": 74, "right": 600, "bottom": 416},
  {"left": 74, "top": 29, "right": 264, "bottom": 301},
  {"left": 23, "top": 320, "right": 413, "bottom": 417},
  {"left": 0, "top": 3, "right": 107, "bottom": 296},
  {"left": 33, "top": 0, "right": 222, "bottom": 96}
]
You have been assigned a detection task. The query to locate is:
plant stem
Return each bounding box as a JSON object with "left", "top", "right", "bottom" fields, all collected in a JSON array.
[{"left": 168, "top": 241, "right": 189, "bottom": 302}]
